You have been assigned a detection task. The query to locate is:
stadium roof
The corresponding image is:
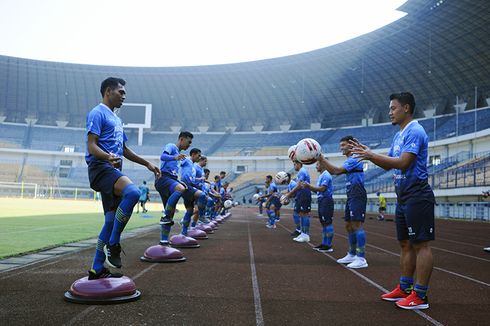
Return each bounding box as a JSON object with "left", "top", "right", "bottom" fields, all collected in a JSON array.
[{"left": 0, "top": 0, "right": 489, "bottom": 131}]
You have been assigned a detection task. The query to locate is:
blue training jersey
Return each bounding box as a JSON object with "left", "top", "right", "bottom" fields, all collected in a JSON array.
[
  {"left": 296, "top": 167, "right": 311, "bottom": 198},
  {"left": 160, "top": 143, "right": 181, "bottom": 177},
  {"left": 288, "top": 178, "right": 297, "bottom": 192},
  {"left": 317, "top": 170, "right": 333, "bottom": 199},
  {"left": 180, "top": 158, "right": 196, "bottom": 186},
  {"left": 388, "top": 120, "right": 433, "bottom": 202},
  {"left": 343, "top": 156, "right": 366, "bottom": 198},
  {"left": 194, "top": 163, "right": 204, "bottom": 189},
  {"left": 201, "top": 182, "right": 210, "bottom": 195},
  {"left": 85, "top": 103, "right": 127, "bottom": 164},
  {"left": 139, "top": 185, "right": 149, "bottom": 201}
]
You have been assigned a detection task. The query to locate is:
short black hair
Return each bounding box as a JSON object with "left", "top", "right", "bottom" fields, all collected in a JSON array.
[
  {"left": 100, "top": 77, "right": 126, "bottom": 97},
  {"left": 190, "top": 148, "right": 201, "bottom": 155},
  {"left": 214, "top": 175, "right": 220, "bottom": 180},
  {"left": 179, "top": 131, "right": 194, "bottom": 139},
  {"left": 204, "top": 168, "right": 210, "bottom": 174},
  {"left": 199, "top": 156, "right": 207, "bottom": 161},
  {"left": 340, "top": 135, "right": 355, "bottom": 143},
  {"left": 266, "top": 175, "right": 273, "bottom": 180},
  {"left": 286, "top": 173, "right": 291, "bottom": 178},
  {"left": 390, "top": 92, "right": 416, "bottom": 114},
  {"left": 220, "top": 171, "right": 226, "bottom": 175},
  {"left": 143, "top": 181, "right": 146, "bottom": 184}
]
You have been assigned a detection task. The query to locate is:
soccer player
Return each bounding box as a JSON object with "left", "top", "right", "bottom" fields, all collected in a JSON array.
[
  {"left": 350, "top": 92, "right": 434, "bottom": 309},
  {"left": 377, "top": 192, "right": 386, "bottom": 221},
  {"left": 255, "top": 188, "right": 265, "bottom": 216},
  {"left": 137, "top": 181, "right": 150, "bottom": 214},
  {"left": 180, "top": 148, "right": 207, "bottom": 235},
  {"left": 155, "top": 131, "right": 193, "bottom": 245},
  {"left": 86, "top": 77, "right": 160, "bottom": 279},
  {"left": 285, "top": 161, "right": 312, "bottom": 243},
  {"left": 286, "top": 173, "right": 301, "bottom": 237},
  {"left": 190, "top": 156, "right": 208, "bottom": 225},
  {"left": 317, "top": 135, "right": 368, "bottom": 269},
  {"left": 259, "top": 175, "right": 282, "bottom": 229},
  {"left": 302, "top": 160, "right": 334, "bottom": 252}
]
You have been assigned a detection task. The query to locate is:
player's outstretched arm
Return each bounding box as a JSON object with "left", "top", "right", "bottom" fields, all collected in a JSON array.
[
  {"left": 123, "top": 144, "right": 161, "bottom": 178},
  {"left": 316, "top": 155, "right": 346, "bottom": 175},
  {"left": 349, "top": 140, "right": 415, "bottom": 171}
]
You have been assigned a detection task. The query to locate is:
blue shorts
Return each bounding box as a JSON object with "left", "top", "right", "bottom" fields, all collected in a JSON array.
[
  {"left": 88, "top": 161, "right": 124, "bottom": 213},
  {"left": 318, "top": 196, "right": 334, "bottom": 226},
  {"left": 182, "top": 184, "right": 199, "bottom": 207},
  {"left": 344, "top": 196, "right": 366, "bottom": 222},
  {"left": 294, "top": 190, "right": 311, "bottom": 213},
  {"left": 395, "top": 199, "right": 435, "bottom": 242},
  {"left": 155, "top": 174, "right": 183, "bottom": 207},
  {"left": 267, "top": 196, "right": 282, "bottom": 209}
]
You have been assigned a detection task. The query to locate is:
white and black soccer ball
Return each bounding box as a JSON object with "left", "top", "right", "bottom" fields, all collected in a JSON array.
[
  {"left": 295, "top": 138, "right": 322, "bottom": 165},
  {"left": 288, "top": 145, "right": 297, "bottom": 161},
  {"left": 274, "top": 171, "right": 288, "bottom": 185},
  {"left": 252, "top": 193, "right": 260, "bottom": 201},
  {"left": 280, "top": 195, "right": 290, "bottom": 205},
  {"left": 224, "top": 199, "right": 233, "bottom": 209}
]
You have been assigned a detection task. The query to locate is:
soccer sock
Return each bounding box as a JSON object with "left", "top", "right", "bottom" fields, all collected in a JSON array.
[
  {"left": 293, "top": 213, "right": 301, "bottom": 231},
  {"left": 109, "top": 184, "right": 140, "bottom": 246},
  {"left": 160, "top": 224, "right": 172, "bottom": 242},
  {"left": 302, "top": 216, "right": 310, "bottom": 235},
  {"left": 322, "top": 224, "right": 334, "bottom": 246},
  {"left": 181, "top": 210, "right": 192, "bottom": 235},
  {"left": 268, "top": 210, "right": 276, "bottom": 225},
  {"left": 91, "top": 211, "right": 115, "bottom": 273},
  {"left": 355, "top": 228, "right": 366, "bottom": 258},
  {"left": 414, "top": 284, "right": 428, "bottom": 299},
  {"left": 165, "top": 191, "right": 182, "bottom": 217},
  {"left": 400, "top": 276, "right": 414, "bottom": 291},
  {"left": 348, "top": 232, "right": 357, "bottom": 255}
]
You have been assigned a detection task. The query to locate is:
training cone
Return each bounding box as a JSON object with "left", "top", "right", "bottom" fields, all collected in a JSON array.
[
  {"left": 64, "top": 276, "right": 141, "bottom": 304},
  {"left": 188, "top": 228, "right": 208, "bottom": 240},
  {"left": 196, "top": 223, "right": 213, "bottom": 234},
  {"left": 170, "top": 234, "right": 200, "bottom": 248},
  {"left": 140, "top": 245, "right": 186, "bottom": 263}
]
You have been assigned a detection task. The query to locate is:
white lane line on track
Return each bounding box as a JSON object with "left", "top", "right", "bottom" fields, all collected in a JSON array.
[
  {"left": 247, "top": 223, "right": 265, "bottom": 326},
  {"left": 364, "top": 229, "right": 490, "bottom": 263},
  {"left": 66, "top": 263, "right": 158, "bottom": 325},
  {"left": 278, "top": 224, "right": 445, "bottom": 326},
  {"left": 332, "top": 233, "right": 490, "bottom": 287}
]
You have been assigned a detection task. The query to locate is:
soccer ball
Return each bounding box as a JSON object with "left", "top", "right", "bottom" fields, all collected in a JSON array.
[
  {"left": 224, "top": 200, "right": 233, "bottom": 208},
  {"left": 288, "top": 145, "right": 297, "bottom": 161},
  {"left": 295, "top": 138, "right": 321, "bottom": 165},
  {"left": 274, "top": 171, "right": 288, "bottom": 184},
  {"left": 233, "top": 201, "right": 239, "bottom": 207},
  {"left": 252, "top": 193, "right": 260, "bottom": 201},
  {"left": 280, "top": 195, "right": 290, "bottom": 205}
]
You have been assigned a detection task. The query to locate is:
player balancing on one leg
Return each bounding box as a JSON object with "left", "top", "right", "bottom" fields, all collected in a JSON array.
[
  {"left": 258, "top": 175, "right": 281, "bottom": 229},
  {"left": 316, "top": 135, "right": 368, "bottom": 269},
  {"left": 155, "top": 131, "right": 193, "bottom": 245},
  {"left": 285, "top": 173, "right": 302, "bottom": 237},
  {"left": 86, "top": 77, "right": 160, "bottom": 279},
  {"left": 136, "top": 181, "right": 150, "bottom": 213},
  {"left": 179, "top": 148, "right": 207, "bottom": 235},
  {"left": 350, "top": 92, "right": 434, "bottom": 310},
  {"left": 284, "top": 161, "right": 312, "bottom": 243},
  {"left": 190, "top": 156, "right": 209, "bottom": 226},
  {"left": 301, "top": 160, "right": 334, "bottom": 253}
]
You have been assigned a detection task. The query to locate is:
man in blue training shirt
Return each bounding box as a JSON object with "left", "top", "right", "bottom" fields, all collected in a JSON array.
[
  {"left": 351, "top": 92, "right": 434, "bottom": 310},
  {"left": 191, "top": 156, "right": 208, "bottom": 225},
  {"left": 86, "top": 77, "right": 160, "bottom": 279},
  {"left": 317, "top": 135, "right": 368, "bottom": 269},
  {"left": 155, "top": 131, "right": 193, "bottom": 245},
  {"left": 180, "top": 148, "right": 207, "bottom": 235},
  {"left": 302, "top": 160, "right": 334, "bottom": 253},
  {"left": 136, "top": 181, "right": 150, "bottom": 214},
  {"left": 258, "top": 175, "right": 282, "bottom": 229},
  {"left": 285, "top": 161, "right": 312, "bottom": 243}
]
